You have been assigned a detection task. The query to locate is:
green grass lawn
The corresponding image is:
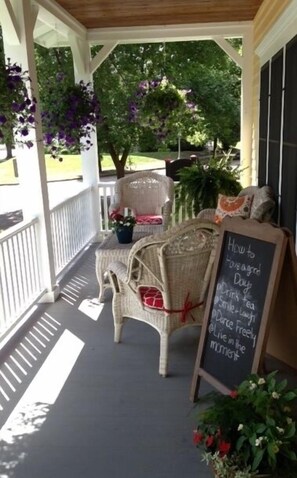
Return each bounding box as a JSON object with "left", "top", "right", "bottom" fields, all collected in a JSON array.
[{"left": 0, "top": 151, "right": 186, "bottom": 184}]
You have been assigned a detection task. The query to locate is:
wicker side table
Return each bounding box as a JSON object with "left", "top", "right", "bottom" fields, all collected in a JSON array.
[{"left": 95, "top": 226, "right": 163, "bottom": 302}]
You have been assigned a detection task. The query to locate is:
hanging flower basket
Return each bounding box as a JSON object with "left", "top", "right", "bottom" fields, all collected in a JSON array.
[
  {"left": 128, "top": 76, "right": 198, "bottom": 142},
  {"left": 41, "top": 73, "right": 101, "bottom": 160},
  {"left": 0, "top": 58, "right": 36, "bottom": 148}
]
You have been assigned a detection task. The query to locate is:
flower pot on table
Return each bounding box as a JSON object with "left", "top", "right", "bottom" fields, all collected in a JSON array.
[{"left": 116, "top": 227, "right": 134, "bottom": 244}]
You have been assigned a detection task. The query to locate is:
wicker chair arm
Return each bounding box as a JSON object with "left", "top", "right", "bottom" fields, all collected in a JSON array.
[
  {"left": 107, "top": 260, "right": 128, "bottom": 294},
  {"left": 162, "top": 199, "right": 173, "bottom": 230},
  {"left": 108, "top": 260, "right": 128, "bottom": 281},
  {"left": 196, "top": 208, "right": 216, "bottom": 221},
  {"left": 251, "top": 198, "right": 275, "bottom": 221}
]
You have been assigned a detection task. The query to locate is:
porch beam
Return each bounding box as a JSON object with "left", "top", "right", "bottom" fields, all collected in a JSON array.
[
  {"left": 90, "top": 41, "right": 118, "bottom": 74},
  {"left": 68, "top": 33, "right": 90, "bottom": 76},
  {"left": 88, "top": 22, "right": 252, "bottom": 45},
  {"left": 33, "top": 0, "right": 86, "bottom": 40},
  {"left": 213, "top": 36, "right": 243, "bottom": 68},
  {"left": 0, "top": 0, "right": 21, "bottom": 45}
]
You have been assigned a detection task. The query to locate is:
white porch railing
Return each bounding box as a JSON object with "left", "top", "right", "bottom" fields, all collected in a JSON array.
[
  {"left": 0, "top": 187, "right": 96, "bottom": 341},
  {"left": 51, "top": 187, "right": 95, "bottom": 276},
  {"left": 0, "top": 218, "right": 44, "bottom": 338},
  {"left": 98, "top": 181, "right": 116, "bottom": 235},
  {"left": 0, "top": 180, "right": 194, "bottom": 343}
]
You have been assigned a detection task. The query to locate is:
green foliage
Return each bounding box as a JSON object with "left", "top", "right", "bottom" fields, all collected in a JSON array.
[
  {"left": 41, "top": 76, "right": 100, "bottom": 160},
  {"left": 194, "top": 371, "right": 297, "bottom": 477},
  {"left": 109, "top": 212, "right": 136, "bottom": 232},
  {"left": 137, "top": 129, "right": 158, "bottom": 152},
  {"left": 175, "top": 156, "right": 242, "bottom": 216},
  {"left": 163, "top": 40, "right": 241, "bottom": 149},
  {"left": 0, "top": 58, "right": 36, "bottom": 148},
  {"left": 130, "top": 77, "right": 199, "bottom": 146},
  {"left": 91, "top": 42, "right": 241, "bottom": 175}
]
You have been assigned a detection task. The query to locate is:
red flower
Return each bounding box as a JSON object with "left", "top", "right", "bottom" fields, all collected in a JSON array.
[
  {"left": 110, "top": 212, "right": 123, "bottom": 221},
  {"left": 205, "top": 435, "right": 215, "bottom": 448},
  {"left": 193, "top": 430, "right": 204, "bottom": 445},
  {"left": 230, "top": 390, "right": 238, "bottom": 399},
  {"left": 218, "top": 440, "right": 231, "bottom": 456}
]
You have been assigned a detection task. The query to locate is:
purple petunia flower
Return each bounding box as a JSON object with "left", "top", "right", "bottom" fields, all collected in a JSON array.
[{"left": 21, "top": 127, "right": 29, "bottom": 136}]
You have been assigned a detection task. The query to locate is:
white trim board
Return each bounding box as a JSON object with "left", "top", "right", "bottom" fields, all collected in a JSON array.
[{"left": 256, "top": 0, "right": 297, "bottom": 65}]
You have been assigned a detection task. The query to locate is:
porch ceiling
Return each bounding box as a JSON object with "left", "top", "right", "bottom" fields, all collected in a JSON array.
[{"left": 53, "top": 0, "right": 265, "bottom": 29}]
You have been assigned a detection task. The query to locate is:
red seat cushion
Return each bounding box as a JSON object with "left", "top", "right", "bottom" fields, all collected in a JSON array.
[
  {"left": 139, "top": 286, "right": 163, "bottom": 310},
  {"left": 136, "top": 215, "right": 163, "bottom": 225}
]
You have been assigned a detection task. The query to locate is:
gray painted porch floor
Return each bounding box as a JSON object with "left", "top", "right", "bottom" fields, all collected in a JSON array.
[
  {"left": 0, "top": 243, "right": 295, "bottom": 478},
  {"left": 0, "top": 243, "right": 213, "bottom": 478}
]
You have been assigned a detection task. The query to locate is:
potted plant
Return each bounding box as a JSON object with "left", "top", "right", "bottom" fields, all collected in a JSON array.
[
  {"left": 109, "top": 211, "right": 137, "bottom": 244},
  {"left": 129, "top": 76, "right": 199, "bottom": 145},
  {"left": 193, "top": 371, "right": 297, "bottom": 477},
  {"left": 41, "top": 73, "right": 101, "bottom": 161},
  {"left": 175, "top": 155, "right": 242, "bottom": 216},
  {"left": 0, "top": 58, "right": 36, "bottom": 149}
]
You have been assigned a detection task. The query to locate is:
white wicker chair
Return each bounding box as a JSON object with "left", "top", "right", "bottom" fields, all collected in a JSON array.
[
  {"left": 109, "top": 171, "right": 175, "bottom": 231},
  {"left": 197, "top": 185, "right": 276, "bottom": 223},
  {"left": 108, "top": 219, "right": 220, "bottom": 377}
]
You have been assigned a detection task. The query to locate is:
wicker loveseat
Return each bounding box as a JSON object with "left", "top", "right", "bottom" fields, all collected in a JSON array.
[
  {"left": 107, "top": 218, "right": 220, "bottom": 377},
  {"left": 197, "top": 185, "right": 276, "bottom": 223},
  {"left": 109, "top": 171, "right": 175, "bottom": 231}
]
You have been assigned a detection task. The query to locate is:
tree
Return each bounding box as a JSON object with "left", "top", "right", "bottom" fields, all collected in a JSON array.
[
  {"left": 34, "top": 41, "right": 240, "bottom": 178},
  {"left": 93, "top": 41, "right": 241, "bottom": 177},
  {"left": 93, "top": 43, "right": 166, "bottom": 178},
  {"left": 0, "top": 27, "right": 14, "bottom": 159},
  {"left": 157, "top": 40, "right": 241, "bottom": 152}
]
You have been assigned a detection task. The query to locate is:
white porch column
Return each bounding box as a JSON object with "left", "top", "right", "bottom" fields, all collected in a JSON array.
[
  {"left": 2, "top": 0, "right": 59, "bottom": 301},
  {"left": 241, "top": 30, "right": 254, "bottom": 187},
  {"left": 69, "top": 34, "right": 101, "bottom": 241},
  {"left": 214, "top": 32, "right": 253, "bottom": 187}
]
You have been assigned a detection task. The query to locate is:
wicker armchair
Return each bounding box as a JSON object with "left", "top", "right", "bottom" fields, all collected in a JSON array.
[
  {"left": 108, "top": 219, "right": 220, "bottom": 377},
  {"left": 197, "top": 185, "right": 276, "bottom": 223},
  {"left": 109, "top": 171, "right": 175, "bottom": 231}
]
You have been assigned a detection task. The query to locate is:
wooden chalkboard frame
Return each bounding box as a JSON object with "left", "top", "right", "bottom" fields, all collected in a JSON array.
[{"left": 190, "top": 217, "right": 288, "bottom": 401}]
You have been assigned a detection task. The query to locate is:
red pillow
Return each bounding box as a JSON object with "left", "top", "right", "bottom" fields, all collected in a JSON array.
[{"left": 139, "top": 287, "right": 163, "bottom": 310}]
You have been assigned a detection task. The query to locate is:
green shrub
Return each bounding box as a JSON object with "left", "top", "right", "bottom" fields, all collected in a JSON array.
[{"left": 175, "top": 156, "right": 242, "bottom": 216}]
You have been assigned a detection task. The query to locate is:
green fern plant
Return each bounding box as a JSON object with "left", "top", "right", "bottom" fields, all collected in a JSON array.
[{"left": 175, "top": 156, "right": 242, "bottom": 217}]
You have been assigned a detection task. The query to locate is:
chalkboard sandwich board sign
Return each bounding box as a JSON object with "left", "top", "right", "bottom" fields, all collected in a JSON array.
[{"left": 190, "top": 217, "right": 288, "bottom": 401}]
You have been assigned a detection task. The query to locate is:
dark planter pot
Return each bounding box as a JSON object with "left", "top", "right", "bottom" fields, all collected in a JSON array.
[{"left": 116, "top": 227, "right": 134, "bottom": 244}]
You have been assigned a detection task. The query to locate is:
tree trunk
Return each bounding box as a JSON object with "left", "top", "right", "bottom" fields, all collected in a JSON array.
[
  {"left": 5, "top": 142, "right": 13, "bottom": 160},
  {"left": 213, "top": 137, "right": 218, "bottom": 158},
  {"left": 98, "top": 152, "right": 103, "bottom": 174},
  {"left": 115, "top": 161, "right": 125, "bottom": 179},
  {"left": 108, "top": 142, "right": 131, "bottom": 179}
]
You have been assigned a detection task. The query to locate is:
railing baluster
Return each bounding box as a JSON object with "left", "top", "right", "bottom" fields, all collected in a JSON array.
[{"left": 0, "top": 219, "right": 44, "bottom": 336}]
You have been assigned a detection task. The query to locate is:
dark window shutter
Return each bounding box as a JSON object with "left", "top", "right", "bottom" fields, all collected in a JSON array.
[
  {"left": 258, "top": 62, "right": 269, "bottom": 186},
  {"left": 267, "top": 49, "right": 283, "bottom": 220},
  {"left": 281, "top": 35, "right": 297, "bottom": 236}
]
